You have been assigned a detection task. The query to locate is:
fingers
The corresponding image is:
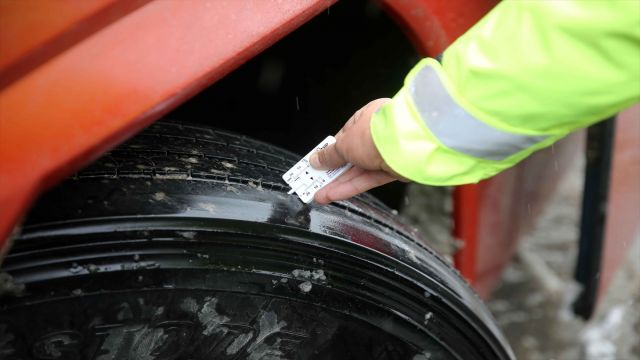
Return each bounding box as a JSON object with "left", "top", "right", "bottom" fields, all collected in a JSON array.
[
  {"left": 314, "top": 169, "right": 396, "bottom": 204},
  {"left": 329, "top": 166, "right": 365, "bottom": 185},
  {"left": 309, "top": 142, "right": 346, "bottom": 170},
  {"left": 312, "top": 99, "right": 391, "bottom": 171}
]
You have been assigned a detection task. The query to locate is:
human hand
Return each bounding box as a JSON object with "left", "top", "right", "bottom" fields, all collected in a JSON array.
[{"left": 309, "top": 98, "right": 407, "bottom": 204}]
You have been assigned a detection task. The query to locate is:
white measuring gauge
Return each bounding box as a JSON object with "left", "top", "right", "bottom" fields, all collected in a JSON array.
[{"left": 282, "top": 136, "right": 352, "bottom": 203}]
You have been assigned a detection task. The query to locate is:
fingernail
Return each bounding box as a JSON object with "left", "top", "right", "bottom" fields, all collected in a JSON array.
[{"left": 309, "top": 153, "right": 321, "bottom": 169}]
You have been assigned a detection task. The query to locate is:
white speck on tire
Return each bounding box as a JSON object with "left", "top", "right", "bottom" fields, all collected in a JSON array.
[
  {"left": 299, "top": 281, "right": 312, "bottom": 293},
  {"left": 413, "top": 351, "right": 432, "bottom": 360},
  {"left": 196, "top": 202, "right": 216, "bottom": 214},
  {"left": 311, "top": 269, "right": 326, "bottom": 281},
  {"left": 292, "top": 269, "right": 311, "bottom": 279},
  {"left": 424, "top": 312, "right": 433, "bottom": 325},
  {"left": 221, "top": 161, "right": 236, "bottom": 169},
  {"left": 177, "top": 231, "right": 196, "bottom": 239}
]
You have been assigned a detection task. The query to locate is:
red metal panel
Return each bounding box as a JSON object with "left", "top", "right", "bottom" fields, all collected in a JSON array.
[
  {"left": 382, "top": 0, "right": 497, "bottom": 55},
  {"left": 453, "top": 185, "right": 479, "bottom": 285},
  {"left": 598, "top": 105, "right": 640, "bottom": 305},
  {"left": 0, "top": 0, "right": 150, "bottom": 88},
  {"left": 0, "top": 0, "right": 335, "bottom": 251},
  {"left": 0, "top": 0, "right": 114, "bottom": 70}
]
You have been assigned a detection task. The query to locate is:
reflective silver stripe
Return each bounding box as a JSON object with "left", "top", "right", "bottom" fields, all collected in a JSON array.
[{"left": 409, "top": 66, "right": 547, "bottom": 161}]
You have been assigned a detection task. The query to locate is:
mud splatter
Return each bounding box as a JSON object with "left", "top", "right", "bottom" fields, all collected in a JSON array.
[
  {"left": 291, "top": 269, "right": 311, "bottom": 279},
  {"left": 247, "top": 338, "right": 284, "bottom": 360},
  {"left": 247, "top": 311, "right": 287, "bottom": 354},
  {"left": 248, "top": 181, "right": 264, "bottom": 191},
  {"left": 182, "top": 157, "right": 200, "bottom": 164},
  {"left": 311, "top": 269, "right": 326, "bottom": 281},
  {"left": 226, "top": 331, "right": 254, "bottom": 354},
  {"left": 0, "top": 273, "right": 25, "bottom": 296},
  {"left": 130, "top": 326, "right": 169, "bottom": 360},
  {"left": 209, "top": 168, "right": 229, "bottom": 175},
  {"left": 68, "top": 263, "right": 83, "bottom": 274},
  {"left": 180, "top": 297, "right": 198, "bottom": 313},
  {"left": 196, "top": 202, "right": 216, "bottom": 214},
  {"left": 177, "top": 231, "right": 196, "bottom": 239},
  {"left": 198, "top": 297, "right": 230, "bottom": 336},
  {"left": 298, "top": 281, "right": 312, "bottom": 293},
  {"left": 221, "top": 161, "right": 236, "bottom": 169},
  {"left": 292, "top": 269, "right": 326, "bottom": 283},
  {"left": 424, "top": 312, "right": 433, "bottom": 326},
  {"left": 413, "top": 351, "right": 432, "bottom": 360}
]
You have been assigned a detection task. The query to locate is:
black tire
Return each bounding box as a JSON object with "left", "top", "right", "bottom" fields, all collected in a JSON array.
[{"left": 0, "top": 121, "right": 513, "bottom": 360}]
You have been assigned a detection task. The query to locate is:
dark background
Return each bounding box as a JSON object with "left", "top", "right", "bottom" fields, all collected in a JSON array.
[{"left": 168, "top": 0, "right": 420, "bottom": 208}]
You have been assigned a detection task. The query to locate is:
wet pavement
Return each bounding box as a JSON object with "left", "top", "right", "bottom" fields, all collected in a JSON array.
[
  {"left": 401, "top": 153, "right": 640, "bottom": 359},
  {"left": 486, "top": 157, "right": 640, "bottom": 360}
]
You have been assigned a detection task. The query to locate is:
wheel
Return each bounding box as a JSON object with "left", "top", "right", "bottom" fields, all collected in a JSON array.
[{"left": 0, "top": 120, "right": 513, "bottom": 360}]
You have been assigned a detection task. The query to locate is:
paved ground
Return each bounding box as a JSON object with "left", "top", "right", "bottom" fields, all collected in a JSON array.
[
  {"left": 486, "top": 158, "right": 640, "bottom": 360},
  {"left": 401, "top": 155, "right": 640, "bottom": 359}
]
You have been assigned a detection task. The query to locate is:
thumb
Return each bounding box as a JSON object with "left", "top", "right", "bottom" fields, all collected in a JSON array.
[{"left": 309, "top": 143, "right": 347, "bottom": 170}]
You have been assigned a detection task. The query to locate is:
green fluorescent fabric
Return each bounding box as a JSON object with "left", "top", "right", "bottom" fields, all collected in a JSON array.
[
  {"left": 409, "top": 62, "right": 548, "bottom": 161},
  {"left": 371, "top": 0, "right": 640, "bottom": 186}
]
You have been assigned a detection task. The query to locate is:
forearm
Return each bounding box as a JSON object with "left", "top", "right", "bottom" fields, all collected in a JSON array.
[{"left": 372, "top": 0, "right": 640, "bottom": 185}]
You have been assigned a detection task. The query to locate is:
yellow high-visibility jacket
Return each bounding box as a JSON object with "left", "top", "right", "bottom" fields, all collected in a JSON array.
[{"left": 371, "top": 0, "right": 640, "bottom": 185}]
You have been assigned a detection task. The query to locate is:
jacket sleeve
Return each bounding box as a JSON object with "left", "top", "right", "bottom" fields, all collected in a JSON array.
[{"left": 370, "top": 0, "right": 640, "bottom": 186}]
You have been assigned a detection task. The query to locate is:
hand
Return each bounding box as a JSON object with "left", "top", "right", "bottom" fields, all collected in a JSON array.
[{"left": 309, "top": 98, "right": 407, "bottom": 204}]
